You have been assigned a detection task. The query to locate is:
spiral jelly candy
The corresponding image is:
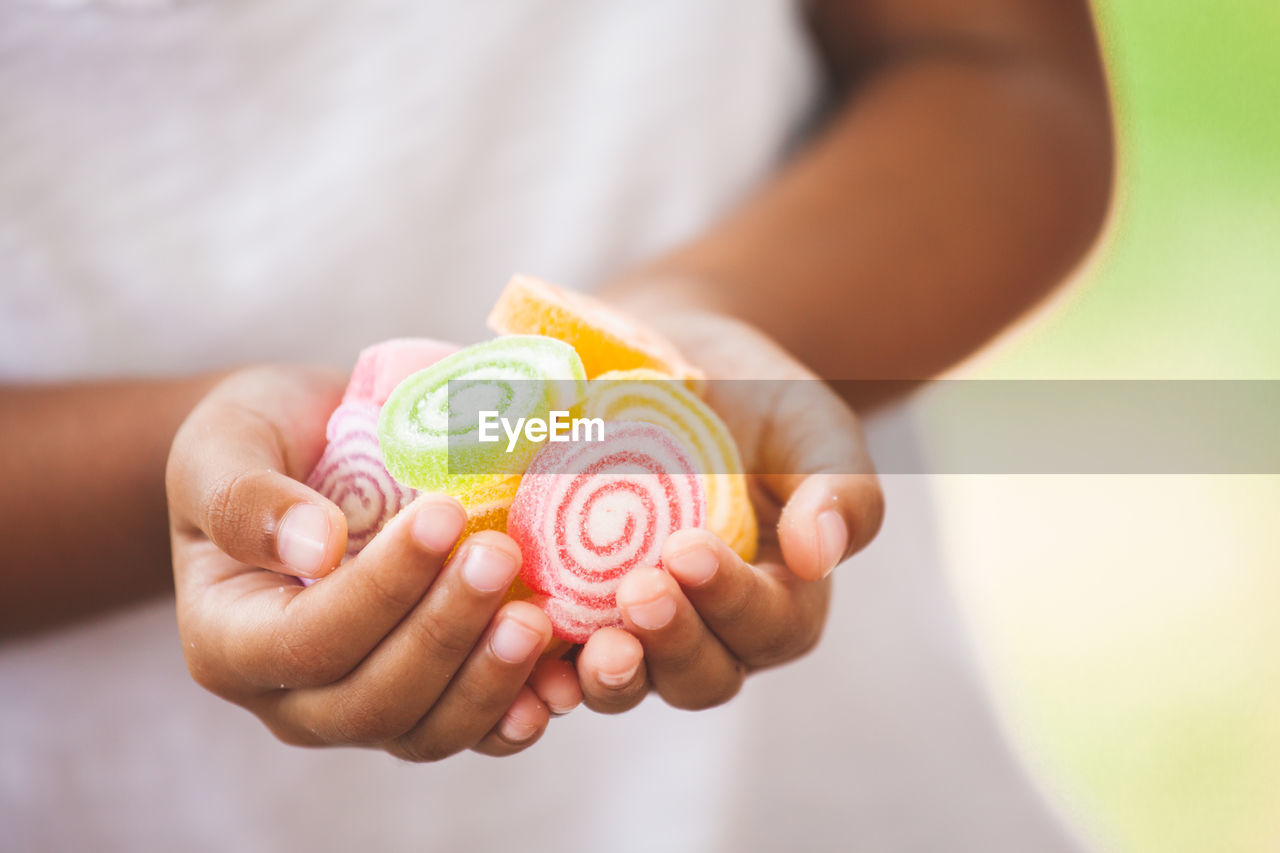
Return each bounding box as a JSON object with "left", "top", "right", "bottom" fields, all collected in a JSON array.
[
  {"left": 378, "top": 335, "right": 587, "bottom": 501},
  {"left": 306, "top": 338, "right": 463, "bottom": 564},
  {"left": 306, "top": 403, "right": 418, "bottom": 561},
  {"left": 487, "top": 275, "right": 702, "bottom": 383},
  {"left": 343, "top": 337, "right": 461, "bottom": 407},
  {"left": 583, "top": 369, "right": 757, "bottom": 563},
  {"left": 509, "top": 422, "right": 705, "bottom": 642}
]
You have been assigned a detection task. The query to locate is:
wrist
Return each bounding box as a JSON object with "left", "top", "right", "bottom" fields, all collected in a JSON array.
[{"left": 600, "top": 272, "right": 750, "bottom": 352}]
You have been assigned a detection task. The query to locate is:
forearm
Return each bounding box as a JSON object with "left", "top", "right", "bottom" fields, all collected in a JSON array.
[
  {"left": 0, "top": 374, "right": 224, "bottom": 637},
  {"left": 608, "top": 50, "right": 1113, "bottom": 405}
]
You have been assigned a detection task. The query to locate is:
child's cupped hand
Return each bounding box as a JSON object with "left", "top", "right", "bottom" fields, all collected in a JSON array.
[
  {"left": 166, "top": 317, "right": 884, "bottom": 755},
  {"left": 166, "top": 366, "right": 578, "bottom": 761},
  {"left": 572, "top": 312, "right": 884, "bottom": 713}
]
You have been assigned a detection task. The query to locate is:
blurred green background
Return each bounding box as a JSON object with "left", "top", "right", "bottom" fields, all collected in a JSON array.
[{"left": 937, "top": 1, "right": 1280, "bottom": 851}]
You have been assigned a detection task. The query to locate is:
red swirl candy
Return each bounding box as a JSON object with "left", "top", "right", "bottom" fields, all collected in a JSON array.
[{"left": 509, "top": 422, "right": 705, "bottom": 643}]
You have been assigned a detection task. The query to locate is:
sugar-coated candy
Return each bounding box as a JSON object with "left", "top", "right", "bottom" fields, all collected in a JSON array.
[
  {"left": 583, "top": 369, "right": 758, "bottom": 563},
  {"left": 457, "top": 474, "right": 520, "bottom": 545},
  {"left": 457, "top": 473, "right": 572, "bottom": 660},
  {"left": 306, "top": 403, "right": 418, "bottom": 562},
  {"left": 509, "top": 422, "right": 705, "bottom": 643},
  {"left": 302, "top": 338, "right": 464, "bottom": 584},
  {"left": 487, "top": 275, "right": 702, "bottom": 383},
  {"left": 378, "top": 335, "right": 587, "bottom": 500},
  {"left": 342, "top": 337, "right": 461, "bottom": 407}
]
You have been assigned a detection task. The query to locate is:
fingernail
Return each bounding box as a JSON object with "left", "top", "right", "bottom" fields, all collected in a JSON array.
[
  {"left": 597, "top": 658, "right": 640, "bottom": 689},
  {"left": 817, "top": 509, "right": 849, "bottom": 577},
  {"left": 411, "top": 500, "right": 466, "bottom": 553},
  {"left": 462, "top": 544, "right": 519, "bottom": 593},
  {"left": 542, "top": 673, "right": 581, "bottom": 716},
  {"left": 623, "top": 592, "right": 676, "bottom": 632},
  {"left": 490, "top": 617, "right": 542, "bottom": 664},
  {"left": 666, "top": 543, "right": 718, "bottom": 587},
  {"left": 499, "top": 709, "right": 541, "bottom": 743},
  {"left": 277, "top": 503, "right": 330, "bottom": 576}
]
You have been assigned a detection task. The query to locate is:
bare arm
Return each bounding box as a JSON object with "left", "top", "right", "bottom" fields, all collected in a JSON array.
[
  {"left": 0, "top": 376, "right": 223, "bottom": 637},
  {"left": 608, "top": 0, "right": 1114, "bottom": 404}
]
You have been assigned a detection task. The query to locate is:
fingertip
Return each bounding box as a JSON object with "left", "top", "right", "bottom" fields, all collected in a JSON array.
[
  {"left": 528, "top": 658, "right": 582, "bottom": 716},
  {"left": 497, "top": 686, "right": 549, "bottom": 745},
  {"left": 489, "top": 601, "right": 553, "bottom": 665},
  {"left": 815, "top": 508, "right": 849, "bottom": 576},
  {"left": 616, "top": 568, "right": 681, "bottom": 633},
  {"left": 579, "top": 628, "right": 646, "bottom": 709},
  {"left": 499, "top": 600, "right": 554, "bottom": 644},
  {"left": 778, "top": 473, "right": 884, "bottom": 580},
  {"left": 663, "top": 529, "right": 724, "bottom": 589},
  {"left": 408, "top": 494, "right": 468, "bottom": 554},
  {"left": 849, "top": 473, "right": 887, "bottom": 555},
  {"left": 615, "top": 566, "right": 676, "bottom": 609},
  {"left": 820, "top": 472, "right": 885, "bottom": 562},
  {"left": 777, "top": 516, "right": 819, "bottom": 582},
  {"left": 457, "top": 527, "right": 525, "bottom": 567},
  {"left": 276, "top": 501, "right": 346, "bottom": 578}
]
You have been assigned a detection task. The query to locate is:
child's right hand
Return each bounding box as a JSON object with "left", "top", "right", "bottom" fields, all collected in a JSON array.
[{"left": 166, "top": 366, "right": 577, "bottom": 761}]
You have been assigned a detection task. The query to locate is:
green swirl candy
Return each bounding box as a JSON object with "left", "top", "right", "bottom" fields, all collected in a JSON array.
[{"left": 378, "top": 335, "right": 587, "bottom": 496}]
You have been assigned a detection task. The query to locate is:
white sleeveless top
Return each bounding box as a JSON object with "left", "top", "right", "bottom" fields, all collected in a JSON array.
[
  {"left": 0, "top": 0, "right": 815, "bottom": 378},
  {"left": 0, "top": 2, "right": 1082, "bottom": 850}
]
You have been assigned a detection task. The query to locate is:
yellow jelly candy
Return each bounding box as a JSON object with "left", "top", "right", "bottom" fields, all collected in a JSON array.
[
  {"left": 487, "top": 275, "right": 702, "bottom": 384},
  {"left": 455, "top": 475, "right": 520, "bottom": 544},
  {"left": 455, "top": 475, "right": 571, "bottom": 659},
  {"left": 582, "top": 369, "right": 758, "bottom": 563}
]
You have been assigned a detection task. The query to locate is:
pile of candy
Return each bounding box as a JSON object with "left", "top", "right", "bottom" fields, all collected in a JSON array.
[{"left": 305, "top": 276, "right": 757, "bottom": 644}]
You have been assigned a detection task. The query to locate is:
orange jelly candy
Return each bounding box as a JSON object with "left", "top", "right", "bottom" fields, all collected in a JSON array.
[{"left": 487, "top": 275, "right": 702, "bottom": 384}]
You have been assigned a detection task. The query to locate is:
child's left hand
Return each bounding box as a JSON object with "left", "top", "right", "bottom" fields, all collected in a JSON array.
[{"left": 573, "top": 311, "right": 884, "bottom": 712}]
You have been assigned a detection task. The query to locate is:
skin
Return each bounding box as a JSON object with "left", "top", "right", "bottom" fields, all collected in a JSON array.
[{"left": 0, "top": 0, "right": 1112, "bottom": 759}]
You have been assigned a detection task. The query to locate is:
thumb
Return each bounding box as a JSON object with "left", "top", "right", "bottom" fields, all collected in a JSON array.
[
  {"left": 755, "top": 381, "right": 884, "bottom": 581},
  {"left": 168, "top": 376, "right": 347, "bottom": 578}
]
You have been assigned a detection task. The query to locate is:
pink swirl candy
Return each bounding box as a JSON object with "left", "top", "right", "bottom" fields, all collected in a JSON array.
[
  {"left": 509, "top": 422, "right": 705, "bottom": 642},
  {"left": 300, "top": 338, "right": 459, "bottom": 585},
  {"left": 306, "top": 403, "right": 418, "bottom": 560},
  {"left": 342, "top": 337, "right": 462, "bottom": 407}
]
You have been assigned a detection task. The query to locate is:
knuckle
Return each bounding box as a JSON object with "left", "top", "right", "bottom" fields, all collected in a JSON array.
[
  {"left": 201, "top": 469, "right": 259, "bottom": 547},
  {"left": 361, "top": 565, "right": 423, "bottom": 616},
  {"left": 331, "top": 691, "right": 417, "bottom": 744},
  {"left": 410, "top": 613, "right": 483, "bottom": 661},
  {"left": 279, "top": 625, "right": 349, "bottom": 687},
  {"left": 655, "top": 636, "right": 707, "bottom": 679},
  {"left": 708, "top": 580, "right": 755, "bottom": 626},
  {"left": 449, "top": 673, "right": 507, "bottom": 721}
]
